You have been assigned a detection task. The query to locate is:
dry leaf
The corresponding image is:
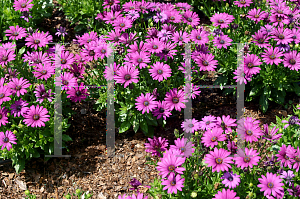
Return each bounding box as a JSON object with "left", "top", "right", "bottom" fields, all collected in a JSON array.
[{"left": 15, "top": 177, "right": 27, "bottom": 191}]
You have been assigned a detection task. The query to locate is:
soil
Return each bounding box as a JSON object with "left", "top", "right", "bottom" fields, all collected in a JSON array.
[{"left": 1, "top": 1, "right": 300, "bottom": 199}]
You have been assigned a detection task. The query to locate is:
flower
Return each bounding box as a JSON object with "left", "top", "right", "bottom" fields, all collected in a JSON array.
[
  {"left": 164, "top": 88, "right": 187, "bottom": 112},
  {"left": 213, "top": 189, "right": 240, "bottom": 199},
  {"left": 227, "top": 141, "right": 237, "bottom": 154},
  {"left": 291, "top": 28, "right": 300, "bottom": 44},
  {"left": 280, "top": 170, "right": 295, "bottom": 186},
  {"left": 7, "top": 77, "right": 31, "bottom": 97},
  {"left": 13, "top": 0, "right": 34, "bottom": 12},
  {"left": 115, "top": 64, "right": 139, "bottom": 88},
  {"left": 0, "top": 107, "right": 9, "bottom": 127},
  {"left": 57, "top": 72, "right": 78, "bottom": 91},
  {"left": 181, "top": 118, "right": 201, "bottom": 134},
  {"left": 276, "top": 144, "right": 295, "bottom": 168},
  {"left": 34, "top": 84, "right": 54, "bottom": 103},
  {"left": 165, "top": 9, "right": 182, "bottom": 24},
  {"left": 135, "top": 93, "right": 158, "bottom": 114},
  {"left": 271, "top": 27, "right": 293, "bottom": 45},
  {"left": 130, "top": 51, "right": 150, "bottom": 69},
  {"left": 149, "top": 62, "right": 172, "bottom": 82},
  {"left": 201, "top": 127, "right": 227, "bottom": 148},
  {"left": 247, "top": 8, "right": 268, "bottom": 23},
  {"left": 221, "top": 171, "right": 241, "bottom": 189},
  {"left": 25, "top": 31, "right": 53, "bottom": 50},
  {"left": 171, "top": 31, "right": 190, "bottom": 45},
  {"left": 183, "top": 83, "right": 201, "bottom": 99},
  {"left": 0, "top": 131, "right": 17, "bottom": 151},
  {"left": 0, "top": 86, "right": 12, "bottom": 105},
  {"left": 257, "top": 172, "right": 284, "bottom": 199},
  {"left": 287, "top": 183, "right": 300, "bottom": 197},
  {"left": 144, "top": 136, "right": 169, "bottom": 157},
  {"left": 23, "top": 104, "right": 50, "bottom": 128},
  {"left": 10, "top": 99, "right": 29, "bottom": 117},
  {"left": 262, "top": 124, "right": 282, "bottom": 142},
  {"left": 20, "top": 11, "right": 32, "bottom": 22},
  {"left": 213, "top": 34, "right": 232, "bottom": 49},
  {"left": 204, "top": 148, "right": 233, "bottom": 172},
  {"left": 283, "top": 50, "right": 300, "bottom": 71},
  {"left": 5, "top": 25, "right": 27, "bottom": 41},
  {"left": 60, "top": 50, "right": 75, "bottom": 69},
  {"left": 157, "top": 29, "right": 172, "bottom": 42},
  {"left": 269, "top": 14, "right": 290, "bottom": 27},
  {"left": 103, "top": 11, "right": 123, "bottom": 25},
  {"left": 66, "top": 82, "right": 89, "bottom": 103},
  {"left": 234, "top": 0, "right": 252, "bottom": 7},
  {"left": 104, "top": 62, "right": 120, "bottom": 81},
  {"left": 199, "top": 115, "right": 217, "bottom": 131},
  {"left": 195, "top": 53, "right": 218, "bottom": 71},
  {"left": 237, "top": 117, "right": 263, "bottom": 143},
  {"left": 55, "top": 26, "right": 68, "bottom": 37},
  {"left": 282, "top": 115, "right": 300, "bottom": 129},
  {"left": 156, "top": 41, "right": 177, "bottom": 62},
  {"left": 244, "top": 54, "right": 262, "bottom": 76},
  {"left": 103, "top": 0, "right": 120, "bottom": 10},
  {"left": 289, "top": 146, "right": 300, "bottom": 172},
  {"left": 261, "top": 46, "right": 284, "bottom": 66},
  {"left": 129, "top": 178, "right": 142, "bottom": 191},
  {"left": 76, "top": 31, "right": 98, "bottom": 46},
  {"left": 152, "top": 100, "right": 172, "bottom": 121},
  {"left": 161, "top": 172, "right": 185, "bottom": 194},
  {"left": 126, "top": 10, "right": 140, "bottom": 21},
  {"left": 153, "top": 12, "right": 168, "bottom": 23},
  {"left": 215, "top": 115, "right": 237, "bottom": 134},
  {"left": 252, "top": 30, "right": 271, "bottom": 48},
  {"left": 145, "top": 38, "right": 164, "bottom": 54},
  {"left": 113, "top": 17, "right": 132, "bottom": 32},
  {"left": 210, "top": 13, "right": 235, "bottom": 29},
  {"left": 170, "top": 137, "right": 195, "bottom": 158},
  {"left": 233, "top": 66, "right": 252, "bottom": 85},
  {"left": 118, "top": 194, "right": 130, "bottom": 199},
  {"left": 234, "top": 148, "right": 261, "bottom": 169},
  {"left": 182, "top": 10, "right": 200, "bottom": 27},
  {"left": 0, "top": 50, "right": 16, "bottom": 67},
  {"left": 135, "top": 0, "right": 150, "bottom": 14},
  {"left": 190, "top": 29, "right": 209, "bottom": 45}
]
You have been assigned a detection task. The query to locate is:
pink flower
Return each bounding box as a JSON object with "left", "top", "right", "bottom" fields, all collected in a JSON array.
[
  {"left": 170, "top": 137, "right": 195, "bottom": 158},
  {"left": 7, "top": 77, "right": 31, "bottom": 97},
  {"left": 164, "top": 88, "right": 187, "bottom": 112},
  {"left": 210, "top": 13, "right": 235, "bottom": 29},
  {"left": 5, "top": 25, "right": 27, "bottom": 41},
  {"left": 213, "top": 35, "right": 232, "bottom": 49},
  {"left": 201, "top": 127, "right": 227, "bottom": 148},
  {"left": 234, "top": 148, "right": 261, "bottom": 169},
  {"left": 13, "top": 0, "right": 34, "bottom": 12},
  {"left": 257, "top": 172, "right": 284, "bottom": 199},
  {"left": 161, "top": 172, "right": 185, "bottom": 194},
  {"left": 149, "top": 62, "right": 172, "bottom": 82},
  {"left": 0, "top": 131, "right": 17, "bottom": 151},
  {"left": 171, "top": 31, "right": 190, "bottom": 45},
  {"left": 23, "top": 105, "right": 50, "bottom": 128},
  {"left": 181, "top": 118, "right": 201, "bottom": 134},
  {"left": 204, "top": 148, "right": 233, "bottom": 172},
  {"left": 115, "top": 64, "right": 139, "bottom": 88},
  {"left": 213, "top": 189, "right": 240, "bottom": 199},
  {"left": 134, "top": 93, "right": 158, "bottom": 114}
]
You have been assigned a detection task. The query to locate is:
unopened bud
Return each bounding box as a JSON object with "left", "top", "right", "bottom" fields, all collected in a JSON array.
[
  {"left": 13, "top": 130, "right": 17, "bottom": 134},
  {"left": 226, "top": 3, "right": 229, "bottom": 7},
  {"left": 249, "top": 183, "right": 253, "bottom": 187},
  {"left": 191, "top": 192, "right": 197, "bottom": 198}
]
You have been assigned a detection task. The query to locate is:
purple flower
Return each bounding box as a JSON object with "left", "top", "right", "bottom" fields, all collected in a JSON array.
[
  {"left": 66, "top": 82, "right": 89, "bottom": 103},
  {"left": 280, "top": 170, "right": 295, "bottom": 186},
  {"left": 221, "top": 171, "right": 240, "bottom": 189},
  {"left": 144, "top": 136, "right": 169, "bottom": 157},
  {"left": 134, "top": 93, "right": 158, "bottom": 114},
  {"left": 0, "top": 106, "right": 9, "bottom": 127},
  {"left": 34, "top": 84, "right": 55, "bottom": 103},
  {"left": 10, "top": 99, "right": 29, "bottom": 117},
  {"left": 0, "top": 86, "right": 12, "bottom": 105},
  {"left": 129, "top": 178, "right": 142, "bottom": 191},
  {"left": 282, "top": 115, "right": 300, "bottom": 129},
  {"left": 55, "top": 26, "right": 68, "bottom": 37},
  {"left": 152, "top": 100, "right": 172, "bottom": 121},
  {"left": 0, "top": 131, "right": 17, "bottom": 151},
  {"left": 7, "top": 77, "right": 31, "bottom": 97}
]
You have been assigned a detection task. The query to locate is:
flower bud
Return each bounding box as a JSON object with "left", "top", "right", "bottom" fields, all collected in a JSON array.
[
  {"left": 191, "top": 191, "right": 197, "bottom": 198},
  {"left": 249, "top": 183, "right": 253, "bottom": 187},
  {"left": 13, "top": 130, "right": 17, "bottom": 134},
  {"left": 295, "top": 44, "right": 299, "bottom": 49},
  {"left": 200, "top": 6, "right": 204, "bottom": 10},
  {"left": 7, "top": 113, "right": 10, "bottom": 117},
  {"left": 194, "top": 173, "right": 199, "bottom": 179},
  {"left": 227, "top": 29, "right": 231, "bottom": 33},
  {"left": 226, "top": 3, "right": 229, "bottom": 7},
  {"left": 195, "top": 131, "right": 199, "bottom": 136},
  {"left": 147, "top": 65, "right": 151, "bottom": 69},
  {"left": 248, "top": 192, "right": 254, "bottom": 197},
  {"left": 121, "top": 92, "right": 124, "bottom": 95},
  {"left": 11, "top": 124, "right": 17, "bottom": 128},
  {"left": 289, "top": 43, "right": 294, "bottom": 48},
  {"left": 18, "top": 124, "right": 24, "bottom": 128},
  {"left": 198, "top": 187, "right": 202, "bottom": 192}
]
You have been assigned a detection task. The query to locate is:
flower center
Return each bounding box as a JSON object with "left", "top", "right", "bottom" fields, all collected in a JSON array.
[
  {"left": 153, "top": 45, "right": 158, "bottom": 49},
  {"left": 179, "top": 37, "right": 183, "bottom": 41},
  {"left": 187, "top": 18, "right": 192, "bottom": 22},
  {"left": 295, "top": 156, "right": 300, "bottom": 162},
  {"left": 188, "top": 124, "right": 194, "bottom": 128},
  {"left": 34, "top": 39, "right": 40, "bottom": 44},
  {"left": 246, "top": 130, "right": 253, "bottom": 135},
  {"left": 202, "top": 61, "right": 209, "bottom": 66},
  {"left": 12, "top": 32, "right": 19, "bottom": 36},
  {"left": 0, "top": 114, "right": 2, "bottom": 119},
  {"left": 278, "top": 34, "right": 285, "bottom": 39},
  {"left": 143, "top": 101, "right": 149, "bottom": 106},
  {"left": 41, "top": 70, "right": 47, "bottom": 75},
  {"left": 159, "top": 108, "right": 164, "bottom": 113},
  {"left": 278, "top": 10, "right": 283, "bottom": 14},
  {"left": 0, "top": 93, "right": 4, "bottom": 99},
  {"left": 137, "top": 58, "right": 143, "bottom": 63},
  {"left": 140, "top": 6, "right": 145, "bottom": 10},
  {"left": 76, "top": 91, "right": 81, "bottom": 96},
  {"left": 180, "top": 147, "right": 185, "bottom": 152},
  {"left": 247, "top": 63, "right": 254, "bottom": 68},
  {"left": 244, "top": 157, "right": 251, "bottom": 163},
  {"left": 289, "top": 59, "right": 296, "bottom": 65},
  {"left": 170, "top": 16, "right": 175, "bottom": 20},
  {"left": 33, "top": 114, "right": 40, "bottom": 120},
  {"left": 170, "top": 181, "right": 176, "bottom": 186},
  {"left": 267, "top": 182, "right": 274, "bottom": 188},
  {"left": 124, "top": 74, "right": 131, "bottom": 80},
  {"left": 61, "top": 59, "right": 67, "bottom": 64},
  {"left": 101, "top": 49, "right": 106, "bottom": 53},
  {"left": 168, "top": 165, "right": 175, "bottom": 171},
  {"left": 3, "top": 137, "right": 9, "bottom": 143},
  {"left": 258, "top": 38, "right": 264, "bottom": 44},
  {"left": 157, "top": 69, "right": 163, "bottom": 74},
  {"left": 218, "top": 19, "right": 224, "bottom": 23},
  {"left": 129, "top": 6, "right": 134, "bottom": 10},
  {"left": 292, "top": 36, "right": 296, "bottom": 39},
  {"left": 163, "top": 33, "right": 167, "bottom": 37},
  {"left": 206, "top": 121, "right": 210, "bottom": 125},
  {"left": 62, "top": 80, "right": 68, "bottom": 85},
  {"left": 16, "top": 105, "right": 22, "bottom": 111},
  {"left": 2, "top": 56, "right": 8, "bottom": 61},
  {"left": 111, "top": 17, "right": 116, "bottom": 20},
  {"left": 211, "top": 136, "right": 217, "bottom": 142},
  {"left": 240, "top": 0, "right": 246, "bottom": 4},
  {"left": 87, "top": 39, "right": 92, "bottom": 43},
  {"left": 108, "top": 1, "right": 113, "bottom": 5},
  {"left": 220, "top": 40, "right": 225, "bottom": 44},
  {"left": 158, "top": 15, "right": 163, "bottom": 19},
  {"left": 172, "top": 97, "right": 179, "bottom": 104},
  {"left": 269, "top": 54, "right": 276, "bottom": 59},
  {"left": 120, "top": 23, "right": 125, "bottom": 27},
  {"left": 15, "top": 86, "right": 22, "bottom": 91},
  {"left": 277, "top": 17, "right": 282, "bottom": 22},
  {"left": 21, "top": 3, "right": 26, "bottom": 8},
  {"left": 89, "top": 50, "right": 95, "bottom": 56},
  {"left": 284, "top": 155, "right": 289, "bottom": 160},
  {"left": 228, "top": 176, "right": 233, "bottom": 181},
  {"left": 215, "top": 158, "right": 223, "bottom": 164},
  {"left": 254, "top": 15, "right": 259, "bottom": 18}
]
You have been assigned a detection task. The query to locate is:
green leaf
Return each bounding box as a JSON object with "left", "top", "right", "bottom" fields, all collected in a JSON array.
[
  {"left": 213, "top": 75, "right": 227, "bottom": 86},
  {"left": 146, "top": 117, "right": 158, "bottom": 126},
  {"left": 292, "top": 83, "right": 300, "bottom": 96},
  {"left": 259, "top": 93, "right": 269, "bottom": 113},
  {"left": 119, "top": 120, "right": 131, "bottom": 133},
  {"left": 140, "top": 118, "right": 148, "bottom": 135},
  {"left": 18, "top": 47, "right": 26, "bottom": 55},
  {"left": 249, "top": 84, "right": 261, "bottom": 97},
  {"left": 14, "top": 157, "right": 25, "bottom": 174},
  {"left": 62, "top": 134, "right": 72, "bottom": 142},
  {"left": 132, "top": 116, "right": 139, "bottom": 133}
]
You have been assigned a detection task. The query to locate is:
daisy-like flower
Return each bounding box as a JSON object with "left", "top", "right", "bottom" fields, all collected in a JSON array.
[
  {"left": 221, "top": 171, "right": 241, "bottom": 189},
  {"left": 123, "top": 1, "right": 137, "bottom": 12},
  {"left": 156, "top": 41, "right": 177, "bottom": 62},
  {"left": 145, "top": 38, "right": 164, "bottom": 54},
  {"left": 127, "top": 41, "right": 147, "bottom": 54},
  {"left": 282, "top": 115, "right": 300, "bottom": 129},
  {"left": 260, "top": 24, "right": 275, "bottom": 35},
  {"left": 157, "top": 29, "right": 172, "bottom": 42},
  {"left": 204, "top": 148, "right": 233, "bottom": 172},
  {"left": 161, "top": 172, "right": 185, "bottom": 194},
  {"left": 32, "top": 63, "right": 55, "bottom": 81},
  {"left": 271, "top": 4, "right": 292, "bottom": 17},
  {"left": 153, "top": 12, "right": 168, "bottom": 23},
  {"left": 291, "top": 28, "right": 300, "bottom": 44},
  {"left": 130, "top": 192, "right": 149, "bottom": 199},
  {"left": 262, "top": 124, "right": 282, "bottom": 142},
  {"left": 0, "top": 131, "right": 17, "bottom": 151},
  {"left": 115, "top": 64, "right": 139, "bottom": 88},
  {"left": 237, "top": 117, "right": 263, "bottom": 143},
  {"left": 118, "top": 194, "right": 130, "bottom": 199},
  {"left": 171, "top": 31, "right": 189, "bottom": 45},
  {"left": 276, "top": 144, "right": 295, "bottom": 168},
  {"left": 244, "top": 54, "right": 262, "bottom": 76},
  {"left": 234, "top": 0, "right": 252, "bottom": 7},
  {"left": 287, "top": 183, "right": 300, "bottom": 198},
  {"left": 261, "top": 46, "right": 284, "bottom": 65},
  {"left": 201, "top": 127, "right": 227, "bottom": 148},
  {"left": 247, "top": 8, "right": 268, "bottom": 23},
  {"left": 25, "top": 31, "right": 53, "bottom": 50},
  {"left": 66, "top": 82, "right": 89, "bottom": 103},
  {"left": 252, "top": 30, "right": 271, "bottom": 48},
  {"left": 149, "top": 62, "right": 172, "bottom": 82},
  {"left": 195, "top": 53, "right": 218, "bottom": 71},
  {"left": 271, "top": 27, "right": 293, "bottom": 45},
  {"left": 164, "top": 88, "right": 187, "bottom": 112},
  {"left": 56, "top": 72, "right": 78, "bottom": 91},
  {"left": 183, "top": 83, "right": 201, "bottom": 100},
  {"left": 156, "top": 151, "right": 186, "bottom": 178},
  {"left": 145, "top": 136, "right": 169, "bottom": 157},
  {"left": 269, "top": 14, "right": 290, "bottom": 27},
  {"left": 213, "top": 35, "right": 233, "bottom": 49},
  {"left": 211, "top": 13, "right": 235, "bottom": 29},
  {"left": 234, "top": 148, "right": 261, "bottom": 169},
  {"left": 215, "top": 115, "right": 237, "bottom": 134},
  {"left": 181, "top": 118, "right": 201, "bottom": 134},
  {"left": 289, "top": 146, "right": 300, "bottom": 172},
  {"left": 257, "top": 172, "right": 284, "bottom": 199},
  {"left": 190, "top": 29, "right": 209, "bottom": 45},
  {"left": 7, "top": 77, "right": 31, "bottom": 97},
  {"left": 233, "top": 65, "right": 252, "bottom": 85},
  {"left": 227, "top": 141, "right": 238, "bottom": 154},
  {"left": 55, "top": 26, "right": 67, "bottom": 37},
  {"left": 170, "top": 137, "right": 195, "bottom": 158},
  {"left": 20, "top": 11, "right": 32, "bottom": 22},
  {"left": 76, "top": 31, "right": 98, "bottom": 46},
  {"left": 103, "top": 10, "right": 122, "bottom": 25},
  {"left": 113, "top": 17, "right": 132, "bottom": 32},
  {"left": 104, "top": 62, "right": 120, "bottom": 81},
  {"left": 23, "top": 104, "right": 50, "bottom": 128},
  {"left": 280, "top": 170, "right": 295, "bottom": 186},
  {"left": 0, "top": 107, "right": 9, "bottom": 127},
  {"left": 60, "top": 50, "right": 75, "bottom": 69},
  {"left": 182, "top": 10, "right": 200, "bottom": 27},
  {"left": 0, "top": 86, "right": 12, "bottom": 105},
  {"left": 33, "top": 84, "right": 54, "bottom": 103},
  {"left": 0, "top": 50, "right": 16, "bottom": 67},
  {"left": 5, "top": 25, "right": 27, "bottom": 41},
  {"left": 96, "top": 43, "right": 113, "bottom": 60},
  {"left": 130, "top": 51, "right": 150, "bottom": 69},
  {"left": 13, "top": 0, "right": 34, "bottom": 12},
  {"left": 105, "top": 29, "right": 121, "bottom": 44},
  {"left": 126, "top": 10, "right": 140, "bottom": 21},
  {"left": 152, "top": 100, "right": 172, "bottom": 121},
  {"left": 165, "top": 9, "right": 182, "bottom": 24},
  {"left": 161, "top": 24, "right": 176, "bottom": 34},
  {"left": 199, "top": 115, "right": 217, "bottom": 131},
  {"left": 23, "top": 51, "right": 51, "bottom": 67},
  {"left": 135, "top": 93, "right": 158, "bottom": 114},
  {"left": 213, "top": 189, "right": 240, "bottom": 199},
  {"left": 283, "top": 50, "right": 300, "bottom": 71},
  {"left": 135, "top": 0, "right": 150, "bottom": 14},
  {"left": 10, "top": 99, "right": 29, "bottom": 117}
]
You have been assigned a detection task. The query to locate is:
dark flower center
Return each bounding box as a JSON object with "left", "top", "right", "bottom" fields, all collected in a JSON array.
[
  {"left": 153, "top": 45, "right": 158, "bottom": 49},
  {"left": 240, "top": 0, "right": 246, "bottom": 4},
  {"left": 33, "top": 114, "right": 40, "bottom": 120},
  {"left": 0, "top": 114, "right": 2, "bottom": 119},
  {"left": 277, "top": 17, "right": 282, "bottom": 22},
  {"left": 41, "top": 70, "right": 47, "bottom": 75},
  {"left": 269, "top": 54, "right": 276, "bottom": 59},
  {"left": 12, "top": 32, "right": 19, "bottom": 36},
  {"left": 278, "top": 34, "right": 285, "bottom": 39},
  {"left": 246, "top": 130, "right": 253, "bottom": 135},
  {"left": 34, "top": 39, "right": 40, "bottom": 44},
  {"left": 179, "top": 37, "right": 183, "bottom": 41},
  {"left": 244, "top": 157, "right": 251, "bottom": 163},
  {"left": 289, "top": 59, "right": 296, "bottom": 65},
  {"left": 170, "top": 16, "right": 175, "bottom": 20},
  {"left": 143, "top": 101, "right": 149, "bottom": 106},
  {"left": 218, "top": 19, "right": 224, "bottom": 23},
  {"left": 202, "top": 61, "right": 209, "bottom": 66},
  {"left": 62, "top": 80, "right": 68, "bottom": 85},
  {"left": 295, "top": 156, "right": 300, "bottom": 162},
  {"left": 114, "top": 36, "right": 119, "bottom": 41},
  {"left": 172, "top": 97, "right": 179, "bottom": 104},
  {"left": 120, "top": 23, "right": 125, "bottom": 27},
  {"left": 2, "top": 56, "right": 8, "bottom": 61},
  {"left": 111, "top": 17, "right": 116, "bottom": 20},
  {"left": 61, "top": 59, "right": 67, "bottom": 64},
  {"left": 247, "top": 63, "right": 254, "bottom": 68},
  {"left": 180, "top": 147, "right": 185, "bottom": 152},
  {"left": 163, "top": 33, "right": 167, "bottom": 37},
  {"left": 3, "top": 137, "right": 9, "bottom": 143},
  {"left": 228, "top": 176, "right": 233, "bottom": 181},
  {"left": 101, "top": 49, "right": 106, "bottom": 53},
  {"left": 258, "top": 38, "right": 264, "bottom": 44},
  {"left": 289, "top": 116, "right": 298, "bottom": 125},
  {"left": 129, "top": 6, "right": 134, "bottom": 10},
  {"left": 16, "top": 105, "right": 22, "bottom": 111},
  {"left": 124, "top": 74, "right": 131, "bottom": 80},
  {"left": 187, "top": 18, "right": 192, "bottom": 22},
  {"left": 158, "top": 15, "right": 163, "bottom": 19},
  {"left": 159, "top": 108, "right": 164, "bottom": 113},
  {"left": 188, "top": 124, "right": 194, "bottom": 128},
  {"left": 21, "top": 3, "right": 26, "bottom": 8},
  {"left": 168, "top": 165, "right": 175, "bottom": 171},
  {"left": 87, "top": 39, "right": 92, "bottom": 43},
  {"left": 196, "top": 35, "right": 201, "bottom": 40},
  {"left": 157, "top": 69, "right": 163, "bottom": 74},
  {"left": 170, "top": 181, "right": 176, "bottom": 186},
  {"left": 15, "top": 86, "right": 22, "bottom": 91},
  {"left": 211, "top": 136, "right": 217, "bottom": 142},
  {"left": 89, "top": 50, "right": 95, "bottom": 56},
  {"left": 0, "top": 93, "right": 5, "bottom": 99},
  {"left": 140, "top": 6, "right": 145, "bottom": 10},
  {"left": 76, "top": 91, "right": 81, "bottom": 96},
  {"left": 267, "top": 182, "right": 274, "bottom": 188},
  {"left": 215, "top": 158, "right": 223, "bottom": 164},
  {"left": 292, "top": 36, "right": 296, "bottom": 39},
  {"left": 278, "top": 10, "right": 283, "bottom": 14},
  {"left": 284, "top": 155, "right": 289, "bottom": 160},
  {"left": 137, "top": 58, "right": 143, "bottom": 63},
  {"left": 220, "top": 40, "right": 225, "bottom": 44},
  {"left": 162, "top": 48, "right": 170, "bottom": 54},
  {"left": 254, "top": 15, "right": 259, "bottom": 18},
  {"left": 206, "top": 121, "right": 210, "bottom": 125},
  {"left": 108, "top": 1, "right": 113, "bottom": 5}
]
